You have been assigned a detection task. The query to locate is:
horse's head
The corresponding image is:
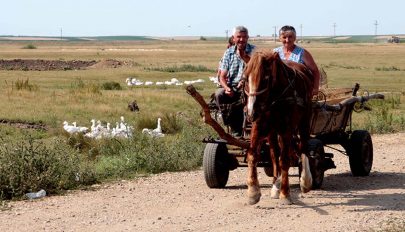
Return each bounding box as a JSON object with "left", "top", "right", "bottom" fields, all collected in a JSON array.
[{"left": 244, "top": 50, "right": 279, "bottom": 122}]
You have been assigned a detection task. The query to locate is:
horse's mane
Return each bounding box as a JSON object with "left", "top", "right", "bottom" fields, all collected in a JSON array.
[
  {"left": 245, "top": 49, "right": 314, "bottom": 100},
  {"left": 244, "top": 49, "right": 277, "bottom": 88}
]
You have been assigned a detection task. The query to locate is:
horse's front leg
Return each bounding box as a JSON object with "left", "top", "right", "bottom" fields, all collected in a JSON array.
[
  {"left": 279, "top": 135, "right": 293, "bottom": 205},
  {"left": 247, "top": 123, "right": 261, "bottom": 205},
  {"left": 269, "top": 133, "right": 281, "bottom": 199}
]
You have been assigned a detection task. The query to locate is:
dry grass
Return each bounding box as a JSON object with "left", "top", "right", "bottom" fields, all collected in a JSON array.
[{"left": 0, "top": 40, "right": 404, "bottom": 131}]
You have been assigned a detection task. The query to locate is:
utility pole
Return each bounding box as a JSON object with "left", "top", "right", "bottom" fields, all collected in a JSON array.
[
  {"left": 274, "top": 26, "right": 277, "bottom": 43},
  {"left": 333, "top": 23, "right": 336, "bottom": 37},
  {"left": 60, "top": 28, "right": 63, "bottom": 41},
  {"left": 374, "top": 20, "right": 378, "bottom": 43},
  {"left": 225, "top": 30, "right": 229, "bottom": 40}
]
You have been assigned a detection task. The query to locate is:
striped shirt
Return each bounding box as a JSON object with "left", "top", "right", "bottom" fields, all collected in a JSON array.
[
  {"left": 220, "top": 43, "right": 255, "bottom": 87},
  {"left": 273, "top": 45, "right": 304, "bottom": 64}
]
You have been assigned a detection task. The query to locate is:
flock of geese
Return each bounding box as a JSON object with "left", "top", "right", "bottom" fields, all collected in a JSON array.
[
  {"left": 126, "top": 76, "right": 219, "bottom": 86},
  {"left": 63, "top": 116, "right": 164, "bottom": 139},
  {"left": 63, "top": 76, "right": 220, "bottom": 139}
]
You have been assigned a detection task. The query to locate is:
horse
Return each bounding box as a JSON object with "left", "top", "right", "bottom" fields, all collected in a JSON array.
[{"left": 243, "top": 49, "right": 314, "bottom": 205}]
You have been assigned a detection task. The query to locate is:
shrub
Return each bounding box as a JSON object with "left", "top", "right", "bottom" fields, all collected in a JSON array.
[
  {"left": 359, "top": 96, "right": 405, "bottom": 133},
  {"left": 14, "top": 78, "right": 38, "bottom": 91},
  {"left": 70, "top": 78, "right": 85, "bottom": 89},
  {"left": 145, "top": 64, "right": 215, "bottom": 72},
  {"left": 22, "top": 44, "right": 37, "bottom": 49},
  {"left": 136, "top": 113, "right": 182, "bottom": 134},
  {"left": 94, "top": 124, "right": 206, "bottom": 179},
  {"left": 101, "top": 81, "right": 122, "bottom": 90},
  {"left": 375, "top": 66, "right": 402, "bottom": 71},
  {"left": 0, "top": 135, "right": 96, "bottom": 200}
]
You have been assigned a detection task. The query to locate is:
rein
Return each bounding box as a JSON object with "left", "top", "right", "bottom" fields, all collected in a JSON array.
[{"left": 246, "top": 64, "right": 305, "bottom": 109}]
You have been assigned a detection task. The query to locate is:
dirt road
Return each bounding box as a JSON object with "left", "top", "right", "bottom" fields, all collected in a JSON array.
[{"left": 1, "top": 133, "right": 404, "bottom": 232}]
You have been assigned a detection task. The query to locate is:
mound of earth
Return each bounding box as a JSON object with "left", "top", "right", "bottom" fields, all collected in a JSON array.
[
  {"left": 0, "top": 59, "right": 124, "bottom": 71},
  {"left": 0, "top": 119, "right": 47, "bottom": 130}
]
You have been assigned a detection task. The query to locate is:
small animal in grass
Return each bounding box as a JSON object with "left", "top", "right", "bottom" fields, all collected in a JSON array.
[{"left": 128, "top": 100, "right": 140, "bottom": 112}]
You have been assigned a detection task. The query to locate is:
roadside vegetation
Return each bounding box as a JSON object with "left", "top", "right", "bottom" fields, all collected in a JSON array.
[{"left": 0, "top": 40, "right": 404, "bottom": 200}]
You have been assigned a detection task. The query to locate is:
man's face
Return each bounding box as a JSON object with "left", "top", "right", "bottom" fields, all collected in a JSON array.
[
  {"left": 233, "top": 31, "right": 249, "bottom": 50},
  {"left": 279, "top": 31, "right": 296, "bottom": 49}
]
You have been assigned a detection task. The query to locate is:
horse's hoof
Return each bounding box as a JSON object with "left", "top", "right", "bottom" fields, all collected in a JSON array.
[
  {"left": 300, "top": 177, "right": 312, "bottom": 193},
  {"left": 270, "top": 188, "right": 280, "bottom": 199},
  {"left": 300, "top": 186, "right": 311, "bottom": 193},
  {"left": 280, "top": 197, "right": 293, "bottom": 205},
  {"left": 248, "top": 193, "right": 261, "bottom": 205}
]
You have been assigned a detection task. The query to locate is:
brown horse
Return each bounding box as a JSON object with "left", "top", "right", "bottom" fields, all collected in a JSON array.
[{"left": 243, "top": 49, "right": 314, "bottom": 205}]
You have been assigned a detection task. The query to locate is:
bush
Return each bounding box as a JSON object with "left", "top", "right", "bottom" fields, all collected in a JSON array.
[
  {"left": 94, "top": 124, "right": 206, "bottom": 179},
  {"left": 0, "top": 135, "right": 96, "bottom": 199},
  {"left": 22, "top": 44, "right": 37, "bottom": 49},
  {"left": 14, "top": 78, "right": 38, "bottom": 91},
  {"left": 145, "top": 64, "right": 215, "bottom": 72},
  {"left": 101, "top": 81, "right": 122, "bottom": 90},
  {"left": 359, "top": 95, "right": 405, "bottom": 133},
  {"left": 375, "top": 66, "right": 402, "bottom": 71}
]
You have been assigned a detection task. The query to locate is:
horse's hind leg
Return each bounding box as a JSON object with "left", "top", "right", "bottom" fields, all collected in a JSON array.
[
  {"left": 300, "top": 153, "right": 312, "bottom": 193},
  {"left": 246, "top": 124, "right": 261, "bottom": 205},
  {"left": 299, "top": 109, "right": 313, "bottom": 193}
]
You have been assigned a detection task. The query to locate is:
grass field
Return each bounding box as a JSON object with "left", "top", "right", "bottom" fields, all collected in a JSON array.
[{"left": 0, "top": 39, "right": 404, "bottom": 199}]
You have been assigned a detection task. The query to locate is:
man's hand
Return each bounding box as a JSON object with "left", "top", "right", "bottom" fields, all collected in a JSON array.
[
  {"left": 225, "top": 86, "right": 234, "bottom": 97},
  {"left": 236, "top": 80, "right": 244, "bottom": 89}
]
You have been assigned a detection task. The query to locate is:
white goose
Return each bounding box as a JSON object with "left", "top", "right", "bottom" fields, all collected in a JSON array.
[
  {"left": 72, "top": 122, "right": 89, "bottom": 133},
  {"left": 63, "top": 121, "right": 80, "bottom": 134},
  {"left": 142, "top": 118, "right": 164, "bottom": 138}
]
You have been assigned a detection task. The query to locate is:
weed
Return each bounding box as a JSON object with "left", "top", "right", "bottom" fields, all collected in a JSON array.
[
  {"left": 145, "top": 64, "right": 215, "bottom": 72},
  {"left": 0, "top": 135, "right": 96, "bottom": 200},
  {"left": 375, "top": 66, "right": 402, "bottom": 71},
  {"left": 14, "top": 78, "right": 38, "bottom": 91},
  {"left": 22, "top": 44, "right": 37, "bottom": 49},
  {"left": 101, "top": 81, "right": 122, "bottom": 90}
]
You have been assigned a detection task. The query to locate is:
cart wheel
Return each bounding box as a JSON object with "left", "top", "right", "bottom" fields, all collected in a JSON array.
[
  {"left": 263, "top": 166, "right": 273, "bottom": 177},
  {"left": 348, "top": 130, "right": 373, "bottom": 176},
  {"left": 203, "top": 143, "right": 229, "bottom": 188},
  {"left": 308, "top": 139, "right": 325, "bottom": 189}
]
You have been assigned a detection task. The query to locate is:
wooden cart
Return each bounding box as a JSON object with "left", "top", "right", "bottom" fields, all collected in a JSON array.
[{"left": 186, "top": 84, "right": 385, "bottom": 189}]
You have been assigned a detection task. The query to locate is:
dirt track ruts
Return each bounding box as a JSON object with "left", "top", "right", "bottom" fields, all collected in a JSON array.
[{"left": 0, "top": 133, "right": 404, "bottom": 232}]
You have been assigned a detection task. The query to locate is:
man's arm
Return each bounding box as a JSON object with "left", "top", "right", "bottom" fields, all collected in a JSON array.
[{"left": 219, "top": 69, "right": 233, "bottom": 96}]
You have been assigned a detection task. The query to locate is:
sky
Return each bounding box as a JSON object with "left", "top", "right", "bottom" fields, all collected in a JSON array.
[{"left": 2, "top": 0, "right": 404, "bottom": 37}]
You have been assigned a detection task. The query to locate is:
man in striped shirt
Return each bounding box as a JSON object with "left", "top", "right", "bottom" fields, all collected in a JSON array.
[{"left": 215, "top": 25, "right": 256, "bottom": 136}]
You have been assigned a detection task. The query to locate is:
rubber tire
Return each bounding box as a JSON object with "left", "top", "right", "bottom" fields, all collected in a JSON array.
[
  {"left": 348, "top": 130, "right": 373, "bottom": 176},
  {"left": 203, "top": 143, "right": 229, "bottom": 188},
  {"left": 308, "top": 139, "right": 325, "bottom": 189}
]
